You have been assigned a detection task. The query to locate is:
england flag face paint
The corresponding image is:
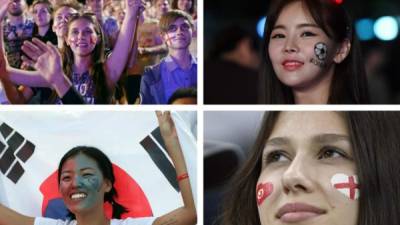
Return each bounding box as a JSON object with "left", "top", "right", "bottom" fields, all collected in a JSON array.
[
  {"left": 310, "top": 42, "right": 328, "bottom": 68},
  {"left": 331, "top": 173, "right": 360, "bottom": 200},
  {"left": 256, "top": 182, "right": 273, "bottom": 205}
]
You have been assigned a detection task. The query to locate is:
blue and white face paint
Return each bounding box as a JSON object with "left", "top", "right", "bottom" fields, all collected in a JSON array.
[{"left": 310, "top": 42, "right": 328, "bottom": 68}]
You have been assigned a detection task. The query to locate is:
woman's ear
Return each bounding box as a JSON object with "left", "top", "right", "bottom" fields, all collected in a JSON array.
[
  {"left": 333, "top": 39, "right": 351, "bottom": 64},
  {"left": 104, "top": 179, "right": 112, "bottom": 192}
]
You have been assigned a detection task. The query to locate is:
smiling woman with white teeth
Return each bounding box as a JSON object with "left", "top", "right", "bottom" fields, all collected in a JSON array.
[
  {"left": 0, "top": 0, "right": 144, "bottom": 104},
  {"left": 259, "top": 0, "right": 369, "bottom": 104},
  {"left": 0, "top": 111, "right": 197, "bottom": 225},
  {"left": 221, "top": 111, "right": 400, "bottom": 225}
]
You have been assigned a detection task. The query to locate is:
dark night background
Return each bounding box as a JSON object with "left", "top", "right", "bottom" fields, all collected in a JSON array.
[{"left": 204, "top": 0, "right": 400, "bottom": 104}]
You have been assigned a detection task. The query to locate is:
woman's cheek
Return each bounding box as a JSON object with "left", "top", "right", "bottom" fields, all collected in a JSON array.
[
  {"left": 330, "top": 173, "right": 360, "bottom": 201},
  {"left": 89, "top": 35, "right": 98, "bottom": 45},
  {"left": 309, "top": 42, "right": 329, "bottom": 68},
  {"left": 69, "top": 35, "right": 78, "bottom": 44},
  {"left": 256, "top": 181, "right": 274, "bottom": 206}
]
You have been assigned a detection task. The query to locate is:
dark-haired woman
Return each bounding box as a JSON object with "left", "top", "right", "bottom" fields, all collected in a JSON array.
[
  {"left": 260, "top": 0, "right": 369, "bottom": 104},
  {"left": 222, "top": 111, "right": 400, "bottom": 225},
  {"left": 0, "top": 111, "right": 196, "bottom": 225}
]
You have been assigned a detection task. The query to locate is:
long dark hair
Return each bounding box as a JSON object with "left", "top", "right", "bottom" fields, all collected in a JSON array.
[
  {"left": 259, "top": 0, "right": 370, "bottom": 104},
  {"left": 222, "top": 111, "right": 400, "bottom": 225},
  {"left": 58, "top": 146, "right": 128, "bottom": 219},
  {"left": 60, "top": 13, "right": 112, "bottom": 104}
]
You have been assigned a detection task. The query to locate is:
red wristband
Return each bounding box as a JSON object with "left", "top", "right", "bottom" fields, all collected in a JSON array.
[{"left": 177, "top": 173, "right": 189, "bottom": 181}]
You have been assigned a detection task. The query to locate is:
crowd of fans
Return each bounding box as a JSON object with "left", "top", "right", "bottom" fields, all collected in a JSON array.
[{"left": 0, "top": 0, "right": 197, "bottom": 104}]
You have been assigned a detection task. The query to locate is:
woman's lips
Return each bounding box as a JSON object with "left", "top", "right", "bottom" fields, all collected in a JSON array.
[
  {"left": 282, "top": 60, "right": 304, "bottom": 71},
  {"left": 276, "top": 202, "right": 326, "bottom": 223}
]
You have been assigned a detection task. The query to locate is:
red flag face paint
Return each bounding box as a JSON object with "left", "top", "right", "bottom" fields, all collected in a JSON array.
[
  {"left": 67, "top": 18, "right": 98, "bottom": 56},
  {"left": 256, "top": 182, "right": 273, "bottom": 205},
  {"left": 331, "top": 173, "right": 359, "bottom": 200}
]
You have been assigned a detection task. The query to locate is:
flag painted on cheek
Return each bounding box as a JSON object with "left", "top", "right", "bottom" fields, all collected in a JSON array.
[
  {"left": 90, "top": 35, "right": 97, "bottom": 45},
  {"left": 256, "top": 182, "right": 273, "bottom": 205},
  {"left": 0, "top": 111, "right": 196, "bottom": 218},
  {"left": 331, "top": 173, "right": 360, "bottom": 200},
  {"left": 39, "top": 164, "right": 153, "bottom": 219}
]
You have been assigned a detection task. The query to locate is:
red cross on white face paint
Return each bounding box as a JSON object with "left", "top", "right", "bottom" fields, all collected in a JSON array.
[
  {"left": 256, "top": 182, "right": 273, "bottom": 206},
  {"left": 331, "top": 173, "right": 360, "bottom": 200}
]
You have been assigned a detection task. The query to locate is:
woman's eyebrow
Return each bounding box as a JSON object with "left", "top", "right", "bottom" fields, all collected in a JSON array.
[
  {"left": 272, "top": 23, "right": 319, "bottom": 30},
  {"left": 60, "top": 171, "right": 72, "bottom": 175},
  {"left": 80, "top": 167, "right": 96, "bottom": 172},
  {"left": 272, "top": 24, "right": 286, "bottom": 30},
  {"left": 297, "top": 23, "right": 319, "bottom": 29},
  {"left": 312, "top": 133, "right": 350, "bottom": 143},
  {"left": 266, "top": 137, "right": 290, "bottom": 146}
]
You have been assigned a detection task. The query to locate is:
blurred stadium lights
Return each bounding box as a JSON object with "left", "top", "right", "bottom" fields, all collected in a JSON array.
[
  {"left": 256, "top": 15, "right": 399, "bottom": 41},
  {"left": 334, "top": 0, "right": 343, "bottom": 4},
  {"left": 257, "top": 16, "right": 267, "bottom": 38},
  {"left": 356, "top": 18, "right": 375, "bottom": 41},
  {"left": 373, "top": 16, "right": 399, "bottom": 41}
]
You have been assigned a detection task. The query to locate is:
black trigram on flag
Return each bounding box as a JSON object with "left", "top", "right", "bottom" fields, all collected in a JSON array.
[
  {"left": 140, "top": 127, "right": 180, "bottom": 192},
  {"left": 0, "top": 122, "right": 35, "bottom": 183}
]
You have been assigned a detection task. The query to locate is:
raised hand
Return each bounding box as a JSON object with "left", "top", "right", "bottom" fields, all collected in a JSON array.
[
  {"left": 0, "top": 0, "right": 11, "bottom": 20},
  {"left": 156, "top": 111, "right": 178, "bottom": 141},
  {"left": 125, "top": 0, "right": 145, "bottom": 17},
  {"left": 31, "top": 38, "right": 64, "bottom": 85},
  {"left": 153, "top": 111, "right": 197, "bottom": 225},
  {"left": 21, "top": 40, "right": 47, "bottom": 67}
]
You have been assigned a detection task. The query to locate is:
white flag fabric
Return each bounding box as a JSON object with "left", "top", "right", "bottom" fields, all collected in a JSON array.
[{"left": 0, "top": 110, "right": 197, "bottom": 219}]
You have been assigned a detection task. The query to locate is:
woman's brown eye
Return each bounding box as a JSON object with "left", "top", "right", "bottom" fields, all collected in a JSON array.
[
  {"left": 301, "top": 31, "right": 316, "bottom": 37},
  {"left": 318, "top": 147, "right": 346, "bottom": 159},
  {"left": 271, "top": 34, "right": 285, "bottom": 39},
  {"left": 265, "top": 150, "right": 289, "bottom": 164}
]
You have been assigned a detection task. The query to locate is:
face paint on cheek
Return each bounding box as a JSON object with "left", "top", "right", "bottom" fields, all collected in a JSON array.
[
  {"left": 256, "top": 182, "right": 273, "bottom": 205},
  {"left": 310, "top": 42, "right": 328, "bottom": 68},
  {"left": 89, "top": 35, "right": 97, "bottom": 45},
  {"left": 85, "top": 175, "right": 101, "bottom": 192},
  {"left": 164, "top": 33, "right": 173, "bottom": 45},
  {"left": 331, "top": 173, "right": 360, "bottom": 200}
]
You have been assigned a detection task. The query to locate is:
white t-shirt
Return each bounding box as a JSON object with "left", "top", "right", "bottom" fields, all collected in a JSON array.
[{"left": 34, "top": 217, "right": 156, "bottom": 225}]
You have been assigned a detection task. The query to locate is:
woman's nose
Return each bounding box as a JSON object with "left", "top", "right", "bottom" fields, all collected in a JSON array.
[
  {"left": 281, "top": 153, "right": 314, "bottom": 194},
  {"left": 71, "top": 175, "right": 83, "bottom": 188},
  {"left": 283, "top": 36, "right": 299, "bottom": 54}
]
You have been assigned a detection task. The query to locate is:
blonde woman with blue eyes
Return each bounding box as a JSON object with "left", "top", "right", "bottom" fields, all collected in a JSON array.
[
  {"left": 222, "top": 111, "right": 400, "bottom": 225},
  {"left": 260, "top": 0, "right": 370, "bottom": 104}
]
